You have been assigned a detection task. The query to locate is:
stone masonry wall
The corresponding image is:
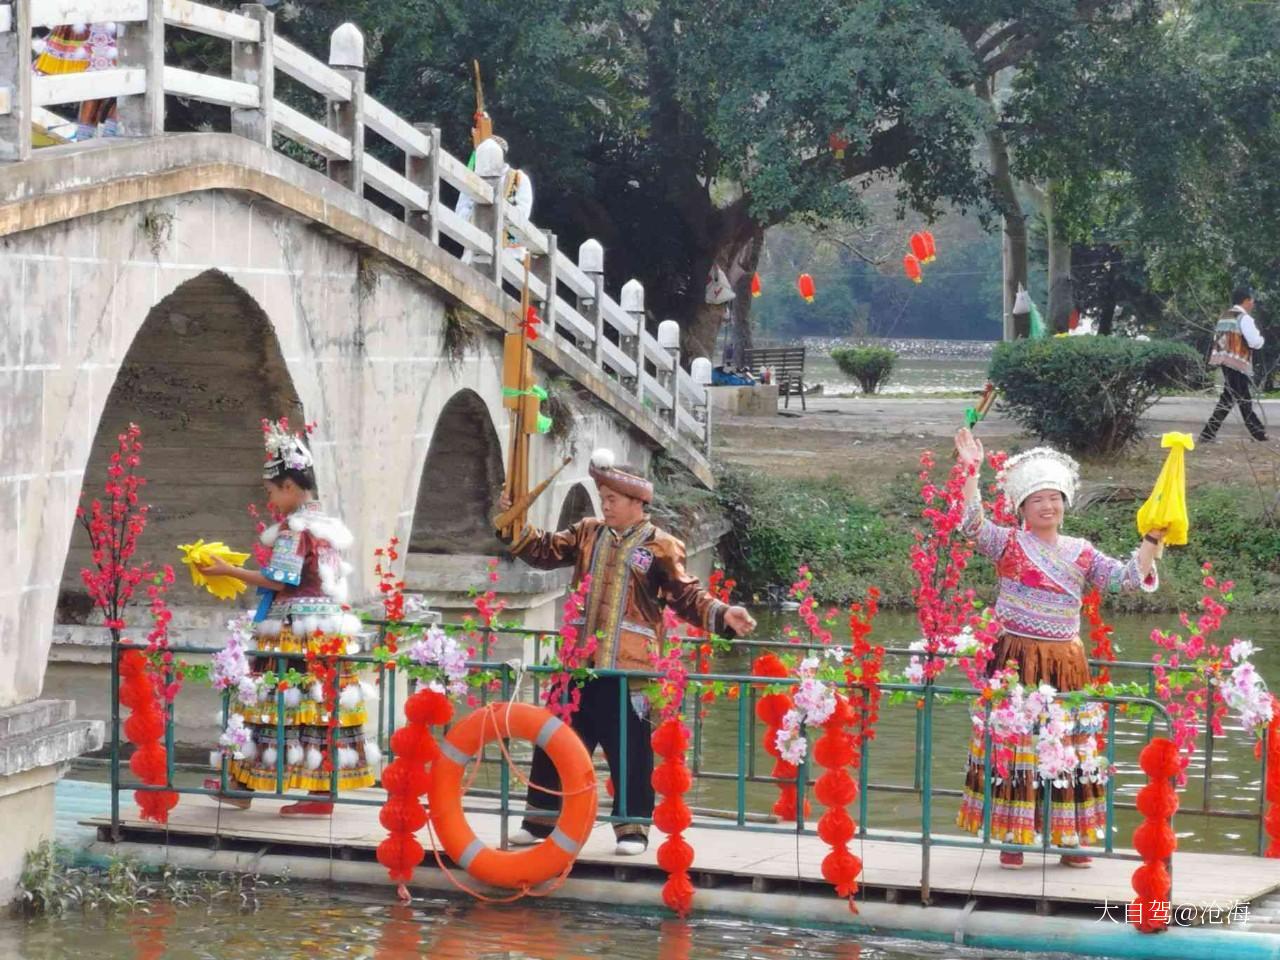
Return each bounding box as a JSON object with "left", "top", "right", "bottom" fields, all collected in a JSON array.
[{"left": 0, "top": 188, "right": 645, "bottom": 708}]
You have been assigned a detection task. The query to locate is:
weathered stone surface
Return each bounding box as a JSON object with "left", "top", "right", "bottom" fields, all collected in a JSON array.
[{"left": 0, "top": 699, "right": 103, "bottom": 777}]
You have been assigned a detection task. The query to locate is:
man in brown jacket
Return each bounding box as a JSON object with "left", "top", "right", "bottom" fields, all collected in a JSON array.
[{"left": 496, "top": 449, "right": 756, "bottom": 854}]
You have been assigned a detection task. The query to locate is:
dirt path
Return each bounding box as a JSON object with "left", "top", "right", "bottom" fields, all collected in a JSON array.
[{"left": 714, "top": 395, "right": 1280, "bottom": 491}]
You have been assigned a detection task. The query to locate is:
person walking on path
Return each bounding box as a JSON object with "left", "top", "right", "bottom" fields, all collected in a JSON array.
[{"left": 1200, "top": 287, "right": 1267, "bottom": 443}]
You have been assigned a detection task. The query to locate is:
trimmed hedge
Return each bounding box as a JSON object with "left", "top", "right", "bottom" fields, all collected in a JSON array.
[
  {"left": 989, "top": 337, "right": 1203, "bottom": 455},
  {"left": 830, "top": 346, "right": 896, "bottom": 394}
]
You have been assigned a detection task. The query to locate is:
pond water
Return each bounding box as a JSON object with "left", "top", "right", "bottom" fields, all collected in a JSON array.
[
  {"left": 806, "top": 355, "right": 990, "bottom": 396},
  {"left": 0, "top": 887, "right": 1076, "bottom": 960}
]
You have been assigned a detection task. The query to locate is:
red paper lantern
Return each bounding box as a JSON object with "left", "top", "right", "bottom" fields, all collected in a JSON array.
[
  {"left": 750, "top": 272, "right": 762, "bottom": 298},
  {"left": 922, "top": 230, "right": 936, "bottom": 262},
  {"left": 910, "top": 233, "right": 928, "bottom": 261},
  {"left": 828, "top": 132, "right": 850, "bottom": 160},
  {"left": 796, "top": 273, "right": 816, "bottom": 303},
  {"left": 903, "top": 255, "right": 923, "bottom": 284}
]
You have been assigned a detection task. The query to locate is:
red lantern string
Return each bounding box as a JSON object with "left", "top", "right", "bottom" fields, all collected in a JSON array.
[
  {"left": 752, "top": 653, "right": 810, "bottom": 822},
  {"left": 1130, "top": 738, "right": 1180, "bottom": 933},
  {"left": 814, "top": 694, "right": 861, "bottom": 908},
  {"left": 651, "top": 719, "right": 695, "bottom": 917},
  {"left": 120, "top": 648, "right": 178, "bottom": 822},
  {"left": 377, "top": 687, "right": 452, "bottom": 886},
  {"left": 1263, "top": 699, "right": 1280, "bottom": 857}
]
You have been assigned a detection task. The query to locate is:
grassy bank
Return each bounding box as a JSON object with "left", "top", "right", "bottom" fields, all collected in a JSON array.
[{"left": 709, "top": 466, "right": 1280, "bottom": 614}]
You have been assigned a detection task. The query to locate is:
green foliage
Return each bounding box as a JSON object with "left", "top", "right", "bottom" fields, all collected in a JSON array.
[
  {"left": 989, "top": 338, "right": 1203, "bottom": 454},
  {"left": 715, "top": 468, "right": 915, "bottom": 605},
  {"left": 18, "top": 841, "right": 285, "bottom": 916},
  {"left": 1009, "top": 1, "right": 1280, "bottom": 351},
  {"left": 830, "top": 346, "right": 897, "bottom": 394},
  {"left": 1062, "top": 487, "right": 1280, "bottom": 615}
]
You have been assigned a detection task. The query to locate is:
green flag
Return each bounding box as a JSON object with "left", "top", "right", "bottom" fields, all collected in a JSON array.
[{"left": 1029, "top": 299, "right": 1049, "bottom": 339}]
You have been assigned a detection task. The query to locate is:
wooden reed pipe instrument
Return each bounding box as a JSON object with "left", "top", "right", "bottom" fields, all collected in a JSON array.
[
  {"left": 494, "top": 456, "right": 573, "bottom": 534},
  {"left": 499, "top": 254, "right": 537, "bottom": 541},
  {"left": 472, "top": 59, "right": 492, "bottom": 146}
]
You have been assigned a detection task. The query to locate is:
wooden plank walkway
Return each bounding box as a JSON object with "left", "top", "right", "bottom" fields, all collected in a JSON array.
[{"left": 84, "top": 789, "right": 1280, "bottom": 914}]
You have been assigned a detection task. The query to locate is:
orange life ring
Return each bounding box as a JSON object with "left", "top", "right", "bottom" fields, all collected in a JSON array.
[{"left": 429, "top": 701, "right": 597, "bottom": 889}]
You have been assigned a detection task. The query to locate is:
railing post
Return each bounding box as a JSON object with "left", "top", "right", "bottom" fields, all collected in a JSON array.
[
  {"left": 621, "top": 279, "right": 645, "bottom": 395},
  {"left": 473, "top": 137, "right": 505, "bottom": 276},
  {"left": 691, "top": 356, "right": 713, "bottom": 453},
  {"left": 327, "top": 23, "right": 365, "bottom": 194},
  {"left": 658, "top": 319, "right": 680, "bottom": 427},
  {"left": 232, "top": 4, "right": 275, "bottom": 147},
  {"left": 579, "top": 239, "right": 605, "bottom": 363},
  {"left": 407, "top": 122, "right": 440, "bottom": 244},
  {"left": 532, "top": 231, "right": 557, "bottom": 344},
  {"left": 0, "top": 0, "right": 31, "bottom": 161},
  {"left": 118, "top": 0, "right": 165, "bottom": 136}
]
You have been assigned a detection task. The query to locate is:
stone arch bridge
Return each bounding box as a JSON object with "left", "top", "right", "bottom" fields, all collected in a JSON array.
[{"left": 0, "top": 1, "right": 717, "bottom": 893}]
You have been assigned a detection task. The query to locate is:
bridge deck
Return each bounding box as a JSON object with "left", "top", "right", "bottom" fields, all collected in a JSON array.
[{"left": 84, "top": 791, "right": 1280, "bottom": 916}]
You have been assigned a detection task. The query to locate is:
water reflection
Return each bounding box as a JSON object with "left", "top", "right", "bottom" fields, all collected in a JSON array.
[{"left": 0, "top": 890, "right": 1080, "bottom": 960}]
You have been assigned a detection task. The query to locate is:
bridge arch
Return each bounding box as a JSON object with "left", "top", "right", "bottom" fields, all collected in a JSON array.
[
  {"left": 410, "top": 388, "right": 506, "bottom": 554},
  {"left": 57, "top": 269, "right": 304, "bottom": 622},
  {"left": 555, "top": 482, "right": 597, "bottom": 531}
]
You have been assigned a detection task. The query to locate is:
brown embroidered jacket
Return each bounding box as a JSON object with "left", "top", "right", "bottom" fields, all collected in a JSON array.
[{"left": 508, "top": 518, "right": 728, "bottom": 671}]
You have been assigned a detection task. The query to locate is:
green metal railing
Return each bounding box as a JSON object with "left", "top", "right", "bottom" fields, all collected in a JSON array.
[{"left": 107, "top": 622, "right": 1265, "bottom": 905}]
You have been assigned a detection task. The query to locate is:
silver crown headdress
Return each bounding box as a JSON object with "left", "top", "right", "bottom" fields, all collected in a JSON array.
[
  {"left": 997, "top": 446, "right": 1080, "bottom": 510},
  {"left": 262, "top": 418, "right": 314, "bottom": 480}
]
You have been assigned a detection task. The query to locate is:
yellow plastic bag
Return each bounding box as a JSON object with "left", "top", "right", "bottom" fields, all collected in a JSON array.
[
  {"left": 178, "top": 539, "right": 251, "bottom": 600},
  {"left": 1136, "top": 433, "right": 1194, "bottom": 546}
]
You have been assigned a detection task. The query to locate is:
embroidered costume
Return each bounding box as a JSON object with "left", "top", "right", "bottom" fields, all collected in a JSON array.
[
  {"left": 220, "top": 424, "right": 377, "bottom": 794},
  {"left": 956, "top": 447, "right": 1158, "bottom": 848},
  {"left": 505, "top": 450, "right": 728, "bottom": 844},
  {"left": 33, "top": 23, "right": 120, "bottom": 140}
]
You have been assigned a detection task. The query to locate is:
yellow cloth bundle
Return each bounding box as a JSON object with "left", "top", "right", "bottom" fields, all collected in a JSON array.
[
  {"left": 1136, "top": 433, "right": 1194, "bottom": 546},
  {"left": 179, "top": 539, "right": 251, "bottom": 600}
]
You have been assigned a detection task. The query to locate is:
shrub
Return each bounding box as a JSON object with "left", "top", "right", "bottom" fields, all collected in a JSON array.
[
  {"left": 830, "top": 346, "right": 897, "bottom": 394},
  {"left": 989, "top": 337, "right": 1203, "bottom": 455},
  {"left": 715, "top": 467, "right": 915, "bottom": 603}
]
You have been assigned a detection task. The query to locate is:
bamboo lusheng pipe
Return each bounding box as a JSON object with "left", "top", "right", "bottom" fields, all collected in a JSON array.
[
  {"left": 472, "top": 59, "right": 492, "bottom": 146},
  {"left": 493, "top": 456, "right": 573, "bottom": 533},
  {"left": 500, "top": 254, "right": 536, "bottom": 540}
]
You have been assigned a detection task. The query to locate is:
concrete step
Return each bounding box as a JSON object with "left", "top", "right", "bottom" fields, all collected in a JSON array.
[
  {"left": 0, "top": 699, "right": 74, "bottom": 739},
  {"left": 0, "top": 716, "right": 104, "bottom": 778}
]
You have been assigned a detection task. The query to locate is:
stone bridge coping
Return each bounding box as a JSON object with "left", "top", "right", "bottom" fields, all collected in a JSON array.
[{"left": 0, "top": 132, "right": 714, "bottom": 485}]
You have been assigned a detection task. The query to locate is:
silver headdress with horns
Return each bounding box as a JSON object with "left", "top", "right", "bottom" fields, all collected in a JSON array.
[
  {"left": 998, "top": 446, "right": 1079, "bottom": 510},
  {"left": 262, "top": 418, "right": 314, "bottom": 480}
]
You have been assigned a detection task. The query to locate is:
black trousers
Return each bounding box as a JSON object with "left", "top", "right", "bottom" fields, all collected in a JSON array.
[
  {"left": 522, "top": 676, "right": 653, "bottom": 840},
  {"left": 1202, "top": 366, "right": 1267, "bottom": 441}
]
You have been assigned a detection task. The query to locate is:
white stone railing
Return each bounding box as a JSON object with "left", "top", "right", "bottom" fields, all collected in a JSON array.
[{"left": 0, "top": 0, "right": 713, "bottom": 455}]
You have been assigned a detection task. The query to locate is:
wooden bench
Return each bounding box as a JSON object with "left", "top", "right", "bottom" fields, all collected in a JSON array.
[{"left": 743, "top": 346, "right": 807, "bottom": 410}]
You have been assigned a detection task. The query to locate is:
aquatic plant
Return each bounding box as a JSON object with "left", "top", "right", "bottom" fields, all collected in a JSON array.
[{"left": 18, "top": 841, "right": 285, "bottom": 916}]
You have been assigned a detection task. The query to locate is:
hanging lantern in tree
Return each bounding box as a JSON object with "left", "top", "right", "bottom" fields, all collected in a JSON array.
[
  {"left": 796, "top": 273, "right": 816, "bottom": 303},
  {"left": 751, "top": 272, "right": 762, "bottom": 298},
  {"left": 828, "top": 131, "right": 850, "bottom": 160},
  {"left": 922, "top": 231, "right": 936, "bottom": 262},
  {"left": 910, "top": 233, "right": 928, "bottom": 262},
  {"left": 903, "top": 255, "right": 923, "bottom": 284}
]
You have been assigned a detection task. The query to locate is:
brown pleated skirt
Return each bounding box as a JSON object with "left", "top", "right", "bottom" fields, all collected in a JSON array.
[{"left": 956, "top": 634, "right": 1107, "bottom": 848}]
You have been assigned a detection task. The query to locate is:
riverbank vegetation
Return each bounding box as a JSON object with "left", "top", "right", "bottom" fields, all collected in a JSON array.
[{"left": 711, "top": 466, "right": 1280, "bottom": 615}]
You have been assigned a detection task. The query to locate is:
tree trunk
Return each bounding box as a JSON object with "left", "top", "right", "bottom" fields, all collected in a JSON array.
[
  {"left": 680, "top": 205, "right": 764, "bottom": 366},
  {"left": 979, "top": 79, "right": 1028, "bottom": 340},
  {"left": 1044, "top": 186, "right": 1074, "bottom": 332}
]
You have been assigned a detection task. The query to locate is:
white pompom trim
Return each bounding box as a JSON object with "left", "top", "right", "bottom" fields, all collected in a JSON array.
[{"left": 590, "top": 448, "right": 616, "bottom": 470}]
